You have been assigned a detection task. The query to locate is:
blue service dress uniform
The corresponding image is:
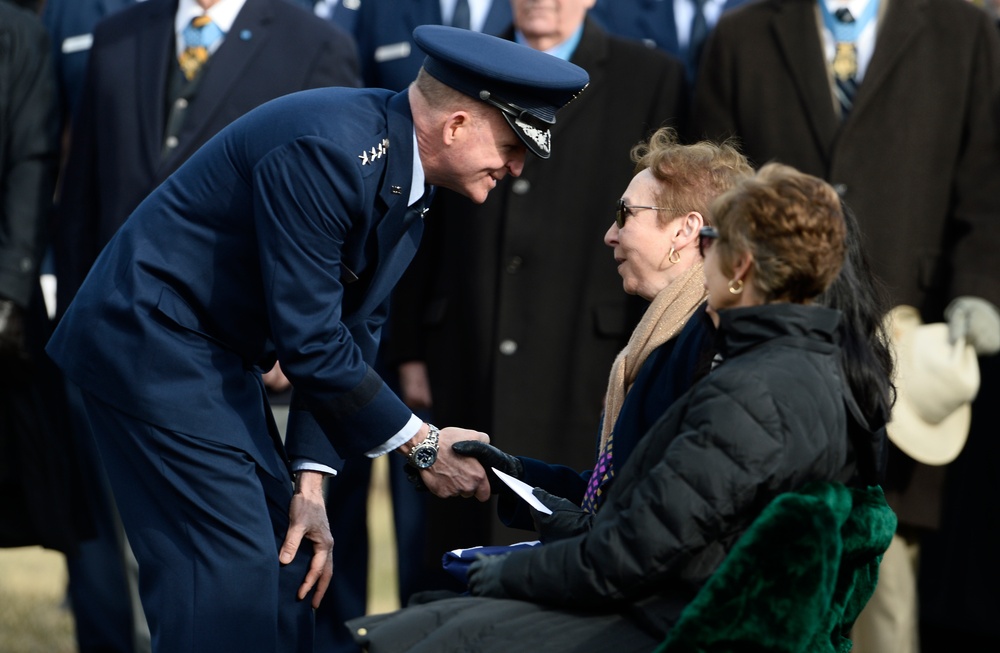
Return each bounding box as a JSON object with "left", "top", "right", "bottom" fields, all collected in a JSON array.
[{"left": 46, "top": 86, "right": 426, "bottom": 653}]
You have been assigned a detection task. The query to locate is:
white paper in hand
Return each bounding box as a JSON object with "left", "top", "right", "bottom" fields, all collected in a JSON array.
[{"left": 491, "top": 467, "right": 553, "bottom": 515}]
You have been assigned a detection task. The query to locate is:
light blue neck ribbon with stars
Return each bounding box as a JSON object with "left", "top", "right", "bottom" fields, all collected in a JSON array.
[{"left": 819, "top": 0, "right": 879, "bottom": 41}]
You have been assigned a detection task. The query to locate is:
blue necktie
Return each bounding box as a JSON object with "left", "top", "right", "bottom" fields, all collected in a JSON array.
[
  {"left": 688, "top": 0, "right": 709, "bottom": 75},
  {"left": 832, "top": 8, "right": 859, "bottom": 118}
]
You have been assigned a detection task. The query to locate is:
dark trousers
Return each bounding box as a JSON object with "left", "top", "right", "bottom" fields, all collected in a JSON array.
[
  {"left": 64, "top": 381, "right": 143, "bottom": 653},
  {"left": 77, "top": 389, "right": 315, "bottom": 653}
]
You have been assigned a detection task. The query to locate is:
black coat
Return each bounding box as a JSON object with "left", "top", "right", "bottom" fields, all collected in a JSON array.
[
  {"left": 350, "top": 304, "right": 881, "bottom": 651},
  {"left": 0, "top": 0, "right": 91, "bottom": 554},
  {"left": 693, "top": 0, "right": 1000, "bottom": 319}
]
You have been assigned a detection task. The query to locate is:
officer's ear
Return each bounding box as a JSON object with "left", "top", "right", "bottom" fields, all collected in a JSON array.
[{"left": 442, "top": 110, "right": 471, "bottom": 146}]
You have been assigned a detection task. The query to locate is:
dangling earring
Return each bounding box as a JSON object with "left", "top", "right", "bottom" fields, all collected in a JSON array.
[
  {"left": 667, "top": 246, "right": 681, "bottom": 265},
  {"left": 728, "top": 278, "right": 744, "bottom": 295}
]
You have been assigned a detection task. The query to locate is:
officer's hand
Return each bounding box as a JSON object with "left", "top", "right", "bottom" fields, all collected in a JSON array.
[
  {"left": 530, "top": 488, "right": 593, "bottom": 544},
  {"left": 279, "top": 471, "right": 334, "bottom": 608},
  {"left": 945, "top": 296, "right": 1000, "bottom": 356},
  {"left": 420, "top": 427, "right": 491, "bottom": 501},
  {"left": 0, "top": 299, "right": 28, "bottom": 363},
  {"left": 451, "top": 440, "right": 523, "bottom": 495},
  {"left": 262, "top": 361, "right": 291, "bottom": 392}
]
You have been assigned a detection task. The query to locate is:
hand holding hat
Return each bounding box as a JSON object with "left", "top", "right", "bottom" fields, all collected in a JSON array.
[
  {"left": 886, "top": 306, "right": 980, "bottom": 465},
  {"left": 945, "top": 296, "right": 1000, "bottom": 356}
]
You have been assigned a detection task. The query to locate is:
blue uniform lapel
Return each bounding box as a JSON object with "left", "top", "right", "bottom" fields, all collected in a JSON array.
[{"left": 352, "top": 90, "right": 425, "bottom": 318}]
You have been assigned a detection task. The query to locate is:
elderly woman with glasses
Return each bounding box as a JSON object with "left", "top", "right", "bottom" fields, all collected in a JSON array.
[
  {"left": 442, "top": 126, "right": 753, "bottom": 528},
  {"left": 350, "top": 162, "right": 890, "bottom": 652}
]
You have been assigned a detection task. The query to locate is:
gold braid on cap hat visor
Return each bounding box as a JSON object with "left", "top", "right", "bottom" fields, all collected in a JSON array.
[{"left": 567, "top": 82, "right": 589, "bottom": 104}]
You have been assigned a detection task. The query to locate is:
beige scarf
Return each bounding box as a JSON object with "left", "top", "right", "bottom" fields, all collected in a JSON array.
[{"left": 598, "top": 261, "right": 707, "bottom": 452}]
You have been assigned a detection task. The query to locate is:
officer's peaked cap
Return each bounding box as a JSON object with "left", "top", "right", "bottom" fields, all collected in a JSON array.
[{"left": 413, "top": 25, "right": 589, "bottom": 159}]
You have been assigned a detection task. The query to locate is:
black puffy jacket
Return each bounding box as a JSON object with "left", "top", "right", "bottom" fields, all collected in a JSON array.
[{"left": 500, "top": 303, "right": 874, "bottom": 627}]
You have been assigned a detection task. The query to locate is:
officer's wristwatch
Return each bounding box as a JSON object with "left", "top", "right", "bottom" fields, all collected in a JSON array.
[{"left": 408, "top": 424, "right": 440, "bottom": 469}]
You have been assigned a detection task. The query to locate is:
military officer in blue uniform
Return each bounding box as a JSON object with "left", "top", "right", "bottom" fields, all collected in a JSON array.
[{"left": 46, "top": 25, "right": 588, "bottom": 653}]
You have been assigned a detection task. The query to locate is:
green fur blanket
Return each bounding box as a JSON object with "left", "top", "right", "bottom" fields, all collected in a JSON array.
[{"left": 657, "top": 482, "right": 897, "bottom": 653}]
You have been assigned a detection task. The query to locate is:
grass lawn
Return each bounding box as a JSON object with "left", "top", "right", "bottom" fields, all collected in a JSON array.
[{"left": 0, "top": 546, "right": 75, "bottom": 653}]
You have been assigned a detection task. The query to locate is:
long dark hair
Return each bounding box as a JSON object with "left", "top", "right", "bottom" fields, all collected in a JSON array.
[{"left": 816, "top": 201, "right": 895, "bottom": 483}]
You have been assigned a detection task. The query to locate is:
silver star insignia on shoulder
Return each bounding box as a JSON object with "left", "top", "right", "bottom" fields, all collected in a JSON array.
[{"left": 360, "top": 139, "right": 389, "bottom": 166}]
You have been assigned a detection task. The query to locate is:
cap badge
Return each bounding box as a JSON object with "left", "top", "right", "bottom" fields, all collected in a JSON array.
[{"left": 516, "top": 119, "right": 551, "bottom": 156}]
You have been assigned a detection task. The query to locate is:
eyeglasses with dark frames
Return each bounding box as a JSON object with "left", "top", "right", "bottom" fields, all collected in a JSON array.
[
  {"left": 615, "top": 198, "right": 677, "bottom": 229},
  {"left": 698, "top": 225, "right": 719, "bottom": 258}
]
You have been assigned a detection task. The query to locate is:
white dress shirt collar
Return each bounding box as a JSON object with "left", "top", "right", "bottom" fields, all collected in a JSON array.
[{"left": 410, "top": 130, "right": 427, "bottom": 207}]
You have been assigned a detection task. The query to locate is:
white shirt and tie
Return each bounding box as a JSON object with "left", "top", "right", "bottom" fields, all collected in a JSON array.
[{"left": 820, "top": 0, "right": 879, "bottom": 83}]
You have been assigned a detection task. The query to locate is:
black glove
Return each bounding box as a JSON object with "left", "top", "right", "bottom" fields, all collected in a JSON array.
[
  {"left": 451, "top": 440, "right": 523, "bottom": 495},
  {"left": 0, "top": 299, "right": 28, "bottom": 364},
  {"left": 467, "top": 552, "right": 511, "bottom": 598},
  {"left": 530, "top": 488, "right": 593, "bottom": 544}
]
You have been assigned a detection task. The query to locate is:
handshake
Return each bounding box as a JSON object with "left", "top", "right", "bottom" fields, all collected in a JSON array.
[
  {"left": 406, "top": 439, "right": 593, "bottom": 543},
  {"left": 405, "top": 439, "right": 523, "bottom": 495}
]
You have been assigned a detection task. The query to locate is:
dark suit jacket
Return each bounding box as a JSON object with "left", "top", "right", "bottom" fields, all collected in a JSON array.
[
  {"left": 388, "top": 19, "right": 687, "bottom": 472},
  {"left": 53, "top": 0, "right": 360, "bottom": 316},
  {"left": 694, "top": 0, "right": 1000, "bottom": 319},
  {"left": 41, "top": 0, "right": 137, "bottom": 122},
  {"left": 343, "top": 0, "right": 513, "bottom": 90},
  {"left": 47, "top": 88, "right": 424, "bottom": 479}
]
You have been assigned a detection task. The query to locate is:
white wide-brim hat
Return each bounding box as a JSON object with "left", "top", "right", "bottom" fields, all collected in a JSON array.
[{"left": 886, "top": 305, "right": 980, "bottom": 465}]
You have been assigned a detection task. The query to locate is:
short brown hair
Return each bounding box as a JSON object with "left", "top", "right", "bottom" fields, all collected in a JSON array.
[
  {"left": 413, "top": 67, "right": 476, "bottom": 113},
  {"left": 630, "top": 127, "right": 753, "bottom": 226},
  {"left": 711, "top": 163, "right": 846, "bottom": 303}
]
